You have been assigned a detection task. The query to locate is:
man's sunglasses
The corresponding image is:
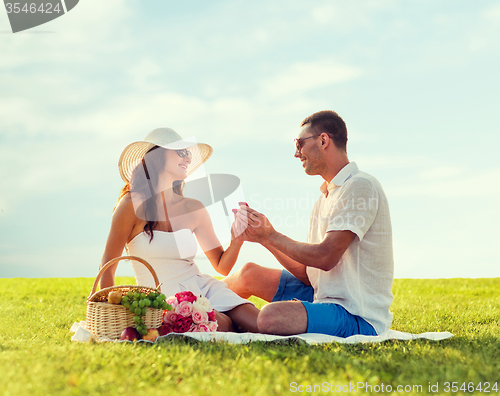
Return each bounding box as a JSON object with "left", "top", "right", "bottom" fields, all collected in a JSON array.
[
  {"left": 294, "top": 133, "right": 321, "bottom": 153},
  {"left": 176, "top": 148, "right": 191, "bottom": 158}
]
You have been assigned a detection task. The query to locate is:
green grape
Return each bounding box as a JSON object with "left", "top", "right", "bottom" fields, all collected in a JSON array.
[
  {"left": 141, "top": 307, "right": 147, "bottom": 316},
  {"left": 123, "top": 302, "right": 130, "bottom": 309},
  {"left": 133, "top": 316, "right": 140, "bottom": 323},
  {"left": 135, "top": 307, "right": 142, "bottom": 315},
  {"left": 138, "top": 300, "right": 145, "bottom": 308},
  {"left": 161, "top": 301, "right": 168, "bottom": 310},
  {"left": 140, "top": 293, "right": 147, "bottom": 299},
  {"left": 149, "top": 293, "right": 158, "bottom": 300},
  {"left": 127, "top": 291, "right": 133, "bottom": 298},
  {"left": 134, "top": 292, "right": 140, "bottom": 299},
  {"left": 129, "top": 305, "right": 136, "bottom": 313},
  {"left": 152, "top": 300, "right": 159, "bottom": 308},
  {"left": 121, "top": 296, "right": 129, "bottom": 303},
  {"left": 136, "top": 325, "right": 143, "bottom": 333},
  {"left": 156, "top": 296, "right": 163, "bottom": 302},
  {"left": 141, "top": 328, "right": 148, "bottom": 336},
  {"left": 132, "top": 301, "right": 138, "bottom": 308},
  {"left": 159, "top": 294, "right": 166, "bottom": 301},
  {"left": 144, "top": 299, "right": 151, "bottom": 307}
]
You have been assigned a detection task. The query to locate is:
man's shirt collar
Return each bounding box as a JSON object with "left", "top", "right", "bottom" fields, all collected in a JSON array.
[{"left": 320, "top": 162, "right": 358, "bottom": 196}]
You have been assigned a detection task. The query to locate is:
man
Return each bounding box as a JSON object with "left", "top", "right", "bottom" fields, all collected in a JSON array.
[{"left": 225, "top": 110, "right": 394, "bottom": 337}]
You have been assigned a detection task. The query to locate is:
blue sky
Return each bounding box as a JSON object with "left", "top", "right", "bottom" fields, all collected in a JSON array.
[{"left": 1, "top": 0, "right": 499, "bottom": 279}]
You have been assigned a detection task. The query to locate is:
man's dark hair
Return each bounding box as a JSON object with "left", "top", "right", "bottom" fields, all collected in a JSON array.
[{"left": 301, "top": 110, "right": 348, "bottom": 152}]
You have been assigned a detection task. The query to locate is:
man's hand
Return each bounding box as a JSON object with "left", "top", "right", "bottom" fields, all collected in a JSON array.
[{"left": 235, "top": 205, "right": 276, "bottom": 243}]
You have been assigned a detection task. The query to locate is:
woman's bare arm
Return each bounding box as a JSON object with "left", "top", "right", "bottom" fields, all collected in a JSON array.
[
  {"left": 99, "top": 194, "right": 137, "bottom": 289},
  {"left": 193, "top": 204, "right": 243, "bottom": 276}
]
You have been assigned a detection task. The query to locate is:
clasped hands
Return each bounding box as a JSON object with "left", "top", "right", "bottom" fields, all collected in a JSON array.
[{"left": 230, "top": 202, "right": 275, "bottom": 244}]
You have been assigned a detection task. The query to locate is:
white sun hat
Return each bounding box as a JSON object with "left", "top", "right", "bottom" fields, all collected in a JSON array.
[{"left": 118, "top": 127, "right": 213, "bottom": 183}]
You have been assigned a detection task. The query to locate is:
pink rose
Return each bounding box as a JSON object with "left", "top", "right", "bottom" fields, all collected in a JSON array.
[
  {"left": 191, "top": 324, "right": 210, "bottom": 332},
  {"left": 175, "top": 291, "right": 197, "bottom": 303},
  {"left": 166, "top": 296, "right": 178, "bottom": 308},
  {"left": 192, "top": 310, "right": 209, "bottom": 325},
  {"left": 175, "top": 300, "right": 193, "bottom": 317},
  {"left": 207, "top": 309, "right": 216, "bottom": 322},
  {"left": 163, "top": 310, "right": 179, "bottom": 325},
  {"left": 172, "top": 316, "right": 194, "bottom": 333},
  {"left": 207, "top": 321, "right": 218, "bottom": 332}
]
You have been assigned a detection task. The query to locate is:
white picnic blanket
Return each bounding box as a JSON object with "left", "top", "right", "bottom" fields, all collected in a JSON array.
[{"left": 70, "top": 321, "right": 453, "bottom": 345}]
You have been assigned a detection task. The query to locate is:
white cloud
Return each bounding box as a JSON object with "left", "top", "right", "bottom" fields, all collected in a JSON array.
[
  {"left": 418, "top": 165, "right": 462, "bottom": 180},
  {"left": 482, "top": 4, "right": 500, "bottom": 20},
  {"left": 386, "top": 168, "right": 500, "bottom": 198},
  {"left": 261, "top": 60, "right": 362, "bottom": 97},
  {"left": 311, "top": 0, "right": 397, "bottom": 30},
  {"left": 354, "top": 155, "right": 500, "bottom": 199},
  {"left": 467, "top": 4, "right": 500, "bottom": 52},
  {"left": 355, "top": 154, "right": 426, "bottom": 170},
  {"left": 127, "top": 58, "right": 163, "bottom": 90}
]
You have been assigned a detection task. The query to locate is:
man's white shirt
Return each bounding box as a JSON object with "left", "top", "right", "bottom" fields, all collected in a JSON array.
[{"left": 306, "top": 162, "right": 394, "bottom": 334}]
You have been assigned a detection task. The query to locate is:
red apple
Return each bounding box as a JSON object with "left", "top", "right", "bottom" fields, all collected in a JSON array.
[
  {"left": 143, "top": 328, "right": 160, "bottom": 342},
  {"left": 121, "top": 327, "right": 140, "bottom": 341},
  {"left": 158, "top": 323, "right": 173, "bottom": 336}
]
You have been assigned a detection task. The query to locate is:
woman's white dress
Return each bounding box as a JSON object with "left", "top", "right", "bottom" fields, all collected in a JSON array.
[{"left": 126, "top": 229, "right": 251, "bottom": 312}]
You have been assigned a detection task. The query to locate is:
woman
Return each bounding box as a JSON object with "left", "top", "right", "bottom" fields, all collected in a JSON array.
[{"left": 99, "top": 127, "right": 259, "bottom": 332}]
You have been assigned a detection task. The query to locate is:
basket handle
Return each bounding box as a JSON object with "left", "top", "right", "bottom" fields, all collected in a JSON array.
[{"left": 90, "top": 255, "right": 161, "bottom": 296}]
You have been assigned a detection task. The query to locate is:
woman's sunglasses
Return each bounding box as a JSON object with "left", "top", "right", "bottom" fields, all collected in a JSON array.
[{"left": 176, "top": 149, "right": 191, "bottom": 158}]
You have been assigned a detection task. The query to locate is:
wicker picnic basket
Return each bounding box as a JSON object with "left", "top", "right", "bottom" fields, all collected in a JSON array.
[{"left": 86, "top": 256, "right": 163, "bottom": 340}]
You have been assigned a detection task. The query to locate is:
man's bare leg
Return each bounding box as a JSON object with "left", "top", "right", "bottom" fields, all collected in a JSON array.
[
  {"left": 223, "top": 262, "right": 282, "bottom": 302},
  {"left": 257, "top": 300, "right": 308, "bottom": 335}
]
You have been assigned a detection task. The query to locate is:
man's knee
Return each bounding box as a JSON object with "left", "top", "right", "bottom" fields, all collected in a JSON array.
[
  {"left": 224, "top": 262, "right": 260, "bottom": 296},
  {"left": 239, "top": 261, "right": 261, "bottom": 281},
  {"left": 257, "top": 303, "right": 279, "bottom": 334},
  {"left": 257, "top": 302, "right": 308, "bottom": 335}
]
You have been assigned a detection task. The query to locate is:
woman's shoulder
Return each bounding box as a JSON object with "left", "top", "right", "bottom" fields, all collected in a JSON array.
[
  {"left": 179, "top": 196, "right": 206, "bottom": 213},
  {"left": 113, "top": 193, "right": 136, "bottom": 217}
]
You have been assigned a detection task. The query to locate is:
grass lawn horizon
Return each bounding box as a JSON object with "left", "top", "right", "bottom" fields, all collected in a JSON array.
[{"left": 0, "top": 277, "right": 499, "bottom": 395}]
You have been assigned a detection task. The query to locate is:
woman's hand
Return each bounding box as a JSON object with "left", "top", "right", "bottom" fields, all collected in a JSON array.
[
  {"left": 234, "top": 205, "right": 275, "bottom": 243},
  {"left": 230, "top": 219, "right": 245, "bottom": 245},
  {"left": 231, "top": 208, "right": 259, "bottom": 243}
]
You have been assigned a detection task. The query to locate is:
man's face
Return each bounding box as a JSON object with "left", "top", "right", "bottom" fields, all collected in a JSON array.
[{"left": 294, "top": 124, "right": 324, "bottom": 175}]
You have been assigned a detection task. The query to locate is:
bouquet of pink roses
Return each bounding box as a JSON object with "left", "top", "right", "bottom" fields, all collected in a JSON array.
[{"left": 161, "top": 291, "right": 218, "bottom": 333}]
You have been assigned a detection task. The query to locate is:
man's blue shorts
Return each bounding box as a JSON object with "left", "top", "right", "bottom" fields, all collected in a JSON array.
[{"left": 272, "top": 270, "right": 377, "bottom": 338}]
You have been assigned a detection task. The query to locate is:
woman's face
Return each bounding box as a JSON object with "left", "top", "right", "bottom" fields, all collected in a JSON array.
[{"left": 163, "top": 148, "right": 191, "bottom": 180}]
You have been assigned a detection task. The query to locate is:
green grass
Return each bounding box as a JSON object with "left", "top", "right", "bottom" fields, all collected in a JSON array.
[{"left": 0, "top": 278, "right": 499, "bottom": 395}]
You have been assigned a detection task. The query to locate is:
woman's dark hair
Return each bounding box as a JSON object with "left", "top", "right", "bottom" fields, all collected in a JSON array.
[{"left": 114, "top": 146, "right": 184, "bottom": 242}]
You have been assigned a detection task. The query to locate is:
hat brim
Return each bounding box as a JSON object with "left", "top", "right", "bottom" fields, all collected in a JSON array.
[{"left": 118, "top": 139, "right": 213, "bottom": 183}]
